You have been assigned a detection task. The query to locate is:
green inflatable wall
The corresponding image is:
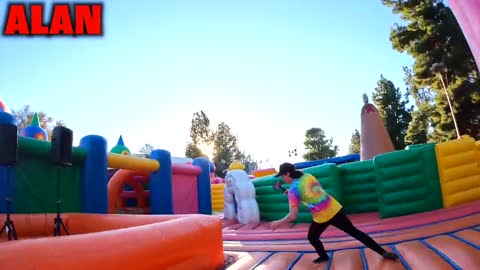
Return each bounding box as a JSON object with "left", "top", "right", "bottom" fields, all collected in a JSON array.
[
  {"left": 12, "top": 137, "right": 86, "bottom": 214},
  {"left": 373, "top": 144, "right": 443, "bottom": 218},
  {"left": 303, "top": 164, "right": 343, "bottom": 203},
  {"left": 253, "top": 163, "right": 343, "bottom": 223},
  {"left": 253, "top": 175, "right": 308, "bottom": 222},
  {"left": 405, "top": 142, "right": 436, "bottom": 150},
  {"left": 338, "top": 160, "right": 378, "bottom": 214}
]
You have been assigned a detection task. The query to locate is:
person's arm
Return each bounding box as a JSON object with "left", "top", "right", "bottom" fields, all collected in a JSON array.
[
  {"left": 273, "top": 181, "right": 288, "bottom": 194},
  {"left": 271, "top": 190, "right": 300, "bottom": 229},
  {"left": 278, "top": 204, "right": 299, "bottom": 224}
]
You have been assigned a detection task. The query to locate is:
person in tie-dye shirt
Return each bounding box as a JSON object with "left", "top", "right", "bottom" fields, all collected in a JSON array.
[{"left": 270, "top": 163, "right": 398, "bottom": 264}]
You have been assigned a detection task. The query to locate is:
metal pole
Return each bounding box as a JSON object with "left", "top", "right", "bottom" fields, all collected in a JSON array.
[{"left": 438, "top": 74, "right": 461, "bottom": 139}]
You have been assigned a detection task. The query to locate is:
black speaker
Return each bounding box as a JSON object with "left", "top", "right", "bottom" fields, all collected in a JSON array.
[
  {"left": 0, "top": 123, "right": 18, "bottom": 166},
  {"left": 50, "top": 126, "right": 73, "bottom": 166}
]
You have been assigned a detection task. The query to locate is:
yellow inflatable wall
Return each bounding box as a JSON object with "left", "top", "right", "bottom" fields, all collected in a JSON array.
[
  {"left": 211, "top": 183, "right": 225, "bottom": 211},
  {"left": 476, "top": 141, "right": 480, "bottom": 161},
  {"left": 435, "top": 136, "right": 480, "bottom": 208}
]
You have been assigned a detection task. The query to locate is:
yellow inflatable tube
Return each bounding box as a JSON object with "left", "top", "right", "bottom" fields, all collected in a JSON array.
[
  {"left": 107, "top": 153, "right": 160, "bottom": 172},
  {"left": 211, "top": 183, "right": 225, "bottom": 211}
]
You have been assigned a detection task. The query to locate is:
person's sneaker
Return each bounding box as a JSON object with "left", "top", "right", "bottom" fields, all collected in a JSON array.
[
  {"left": 312, "top": 255, "right": 330, "bottom": 264},
  {"left": 224, "top": 255, "right": 236, "bottom": 268},
  {"left": 382, "top": 251, "right": 398, "bottom": 260}
]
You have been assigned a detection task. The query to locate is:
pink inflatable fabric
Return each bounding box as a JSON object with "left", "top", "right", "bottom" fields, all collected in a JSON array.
[{"left": 450, "top": 0, "right": 480, "bottom": 72}]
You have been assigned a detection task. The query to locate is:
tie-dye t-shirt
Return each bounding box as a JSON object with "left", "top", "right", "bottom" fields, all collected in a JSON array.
[{"left": 287, "top": 173, "right": 342, "bottom": 223}]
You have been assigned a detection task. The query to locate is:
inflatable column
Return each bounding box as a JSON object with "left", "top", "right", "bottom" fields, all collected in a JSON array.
[
  {"left": 360, "top": 93, "right": 395, "bottom": 160},
  {"left": 224, "top": 169, "right": 260, "bottom": 224}
]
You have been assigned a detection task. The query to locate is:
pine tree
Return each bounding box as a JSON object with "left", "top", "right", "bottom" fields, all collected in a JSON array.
[
  {"left": 382, "top": 0, "right": 480, "bottom": 141},
  {"left": 405, "top": 110, "right": 428, "bottom": 145},
  {"left": 372, "top": 75, "right": 412, "bottom": 150},
  {"left": 302, "top": 128, "right": 339, "bottom": 161},
  {"left": 348, "top": 129, "right": 361, "bottom": 154},
  {"left": 403, "top": 66, "right": 432, "bottom": 145}
]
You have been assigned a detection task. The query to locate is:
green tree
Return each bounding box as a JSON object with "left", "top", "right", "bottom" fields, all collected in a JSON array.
[
  {"left": 348, "top": 129, "right": 361, "bottom": 154},
  {"left": 302, "top": 128, "right": 338, "bottom": 161},
  {"left": 11, "top": 105, "right": 66, "bottom": 140},
  {"left": 237, "top": 151, "right": 259, "bottom": 174},
  {"left": 139, "top": 144, "right": 155, "bottom": 158},
  {"left": 405, "top": 110, "right": 429, "bottom": 145},
  {"left": 372, "top": 75, "right": 412, "bottom": 150},
  {"left": 185, "top": 143, "right": 204, "bottom": 159},
  {"left": 190, "top": 111, "right": 213, "bottom": 144},
  {"left": 185, "top": 111, "right": 258, "bottom": 176},
  {"left": 382, "top": 0, "right": 480, "bottom": 141},
  {"left": 403, "top": 66, "right": 433, "bottom": 145},
  {"left": 185, "top": 111, "right": 213, "bottom": 159},
  {"left": 212, "top": 122, "right": 242, "bottom": 177}
]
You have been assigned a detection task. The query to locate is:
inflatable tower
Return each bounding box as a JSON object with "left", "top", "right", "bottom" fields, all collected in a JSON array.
[
  {"left": 360, "top": 93, "right": 395, "bottom": 161},
  {"left": 110, "top": 135, "right": 131, "bottom": 155},
  {"left": 20, "top": 112, "right": 49, "bottom": 141},
  {"left": 0, "top": 98, "right": 10, "bottom": 114}
]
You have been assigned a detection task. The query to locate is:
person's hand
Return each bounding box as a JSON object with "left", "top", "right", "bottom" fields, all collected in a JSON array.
[{"left": 270, "top": 220, "right": 282, "bottom": 230}]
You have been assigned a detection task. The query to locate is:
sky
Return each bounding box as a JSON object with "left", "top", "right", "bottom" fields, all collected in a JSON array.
[{"left": 0, "top": 0, "right": 415, "bottom": 169}]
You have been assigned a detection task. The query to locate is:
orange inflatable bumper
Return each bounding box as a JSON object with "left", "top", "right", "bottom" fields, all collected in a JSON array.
[
  {"left": 0, "top": 213, "right": 224, "bottom": 270},
  {"left": 252, "top": 168, "right": 277, "bottom": 178}
]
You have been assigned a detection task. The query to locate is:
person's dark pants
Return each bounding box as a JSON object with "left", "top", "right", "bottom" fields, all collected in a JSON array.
[{"left": 308, "top": 209, "right": 386, "bottom": 258}]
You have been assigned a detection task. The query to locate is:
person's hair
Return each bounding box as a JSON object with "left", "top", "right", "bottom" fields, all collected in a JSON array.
[{"left": 290, "top": 170, "right": 304, "bottom": 179}]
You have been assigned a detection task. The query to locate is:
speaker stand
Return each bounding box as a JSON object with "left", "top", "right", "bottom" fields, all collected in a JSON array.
[
  {"left": 0, "top": 167, "right": 18, "bottom": 240},
  {"left": 53, "top": 166, "right": 69, "bottom": 236}
]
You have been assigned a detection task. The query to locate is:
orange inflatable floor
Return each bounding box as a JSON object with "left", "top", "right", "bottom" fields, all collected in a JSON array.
[
  {"left": 0, "top": 213, "right": 225, "bottom": 270},
  {"left": 221, "top": 200, "right": 480, "bottom": 270}
]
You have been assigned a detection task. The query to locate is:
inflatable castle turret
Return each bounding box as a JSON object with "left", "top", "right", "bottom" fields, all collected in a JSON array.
[
  {"left": 107, "top": 136, "right": 131, "bottom": 180},
  {"left": 360, "top": 93, "right": 395, "bottom": 161},
  {"left": 20, "top": 112, "right": 49, "bottom": 141},
  {"left": 110, "top": 135, "right": 131, "bottom": 155}
]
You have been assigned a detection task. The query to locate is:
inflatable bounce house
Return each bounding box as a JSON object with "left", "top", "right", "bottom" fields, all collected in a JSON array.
[
  {"left": 0, "top": 100, "right": 224, "bottom": 269},
  {"left": 220, "top": 94, "right": 480, "bottom": 268},
  {"left": 1, "top": 5, "right": 480, "bottom": 266},
  {"left": 107, "top": 136, "right": 220, "bottom": 215}
]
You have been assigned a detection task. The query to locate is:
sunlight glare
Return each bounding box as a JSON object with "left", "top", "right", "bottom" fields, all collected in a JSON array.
[{"left": 198, "top": 143, "right": 215, "bottom": 160}]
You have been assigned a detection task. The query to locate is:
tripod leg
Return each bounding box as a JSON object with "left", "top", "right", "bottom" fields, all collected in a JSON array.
[
  {"left": 2, "top": 220, "right": 16, "bottom": 241},
  {"left": 2, "top": 168, "right": 18, "bottom": 241},
  {"left": 0, "top": 223, "right": 5, "bottom": 236},
  {"left": 54, "top": 167, "right": 65, "bottom": 237},
  {"left": 9, "top": 221, "right": 17, "bottom": 240},
  {"left": 60, "top": 221, "right": 70, "bottom": 235},
  {"left": 54, "top": 221, "right": 59, "bottom": 236}
]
